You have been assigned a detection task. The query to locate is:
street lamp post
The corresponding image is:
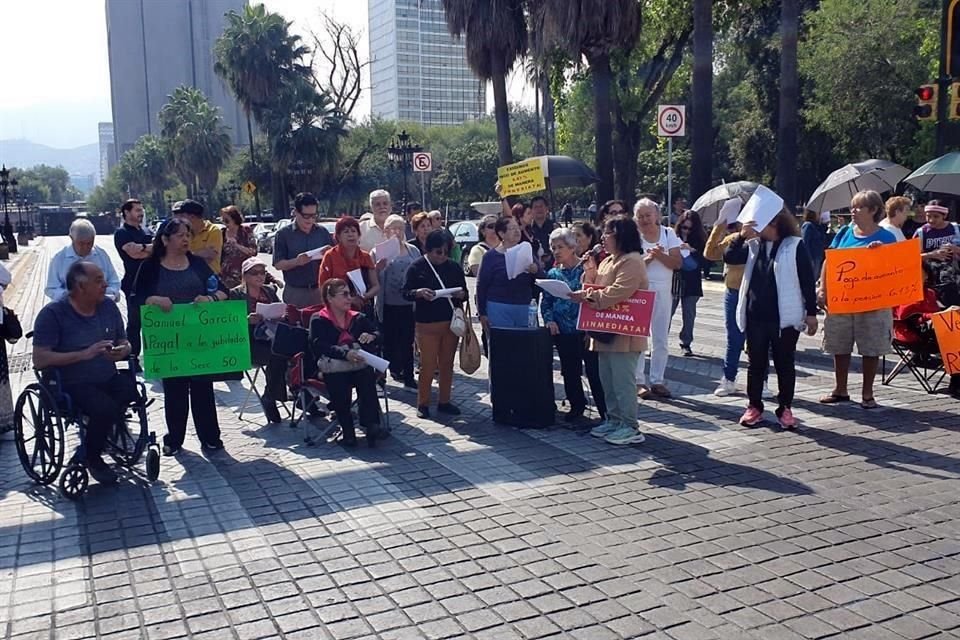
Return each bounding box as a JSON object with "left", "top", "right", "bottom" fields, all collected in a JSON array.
[
  {"left": 387, "top": 130, "right": 422, "bottom": 215},
  {"left": 0, "top": 166, "right": 19, "bottom": 254}
]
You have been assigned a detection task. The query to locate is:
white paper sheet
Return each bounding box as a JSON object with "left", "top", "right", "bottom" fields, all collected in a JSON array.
[
  {"left": 433, "top": 287, "right": 462, "bottom": 298},
  {"left": 346, "top": 268, "right": 367, "bottom": 296},
  {"left": 306, "top": 245, "right": 331, "bottom": 260},
  {"left": 506, "top": 242, "right": 534, "bottom": 280},
  {"left": 373, "top": 237, "right": 400, "bottom": 262},
  {"left": 255, "top": 302, "right": 286, "bottom": 320},
  {"left": 737, "top": 185, "right": 784, "bottom": 233},
  {"left": 536, "top": 279, "right": 573, "bottom": 300},
  {"left": 359, "top": 350, "right": 390, "bottom": 373}
]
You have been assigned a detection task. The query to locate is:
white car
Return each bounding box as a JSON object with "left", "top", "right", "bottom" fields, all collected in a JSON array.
[{"left": 448, "top": 220, "right": 481, "bottom": 275}]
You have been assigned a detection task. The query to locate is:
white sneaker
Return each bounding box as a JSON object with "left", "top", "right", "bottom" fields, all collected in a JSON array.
[
  {"left": 763, "top": 383, "right": 776, "bottom": 399},
  {"left": 714, "top": 379, "right": 737, "bottom": 397},
  {"left": 604, "top": 426, "right": 646, "bottom": 446}
]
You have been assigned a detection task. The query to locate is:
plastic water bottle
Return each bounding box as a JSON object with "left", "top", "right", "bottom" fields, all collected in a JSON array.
[
  {"left": 527, "top": 299, "right": 539, "bottom": 328},
  {"left": 206, "top": 275, "right": 219, "bottom": 296}
]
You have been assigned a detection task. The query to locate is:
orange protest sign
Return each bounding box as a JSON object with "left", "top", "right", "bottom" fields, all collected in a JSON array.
[
  {"left": 931, "top": 307, "right": 960, "bottom": 375},
  {"left": 824, "top": 238, "right": 923, "bottom": 314}
]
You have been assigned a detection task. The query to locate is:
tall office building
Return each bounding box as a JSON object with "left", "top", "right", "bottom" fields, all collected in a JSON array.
[
  {"left": 368, "top": 0, "right": 485, "bottom": 125},
  {"left": 97, "top": 122, "right": 115, "bottom": 186},
  {"left": 105, "top": 0, "right": 248, "bottom": 161}
]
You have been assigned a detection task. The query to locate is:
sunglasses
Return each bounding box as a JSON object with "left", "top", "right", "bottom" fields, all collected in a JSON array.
[
  {"left": 679, "top": 225, "right": 693, "bottom": 231},
  {"left": 298, "top": 212, "right": 318, "bottom": 219},
  {"left": 246, "top": 269, "right": 267, "bottom": 276},
  {"left": 608, "top": 208, "right": 625, "bottom": 214}
]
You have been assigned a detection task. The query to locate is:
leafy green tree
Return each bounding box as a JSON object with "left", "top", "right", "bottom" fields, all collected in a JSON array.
[
  {"left": 432, "top": 140, "right": 500, "bottom": 205},
  {"left": 442, "top": 0, "right": 527, "bottom": 166},
  {"left": 114, "top": 135, "right": 173, "bottom": 214},
  {"left": 158, "top": 86, "right": 233, "bottom": 198},
  {"left": 10, "top": 165, "right": 75, "bottom": 203}
]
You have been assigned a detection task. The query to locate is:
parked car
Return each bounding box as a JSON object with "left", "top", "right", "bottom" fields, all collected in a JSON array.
[
  {"left": 448, "top": 220, "right": 481, "bottom": 275},
  {"left": 253, "top": 222, "right": 276, "bottom": 253}
]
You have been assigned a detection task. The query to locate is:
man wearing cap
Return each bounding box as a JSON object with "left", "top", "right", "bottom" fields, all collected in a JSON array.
[
  {"left": 228, "top": 256, "right": 287, "bottom": 423},
  {"left": 174, "top": 199, "right": 223, "bottom": 274},
  {"left": 46, "top": 218, "right": 121, "bottom": 302},
  {"left": 114, "top": 199, "right": 153, "bottom": 364},
  {"left": 273, "top": 192, "right": 333, "bottom": 307}
]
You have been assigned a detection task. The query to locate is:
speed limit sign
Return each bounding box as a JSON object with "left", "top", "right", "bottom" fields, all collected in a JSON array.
[
  {"left": 657, "top": 105, "right": 686, "bottom": 137},
  {"left": 412, "top": 152, "right": 432, "bottom": 172}
]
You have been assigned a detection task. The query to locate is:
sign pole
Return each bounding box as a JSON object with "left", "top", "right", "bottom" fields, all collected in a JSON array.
[
  {"left": 421, "top": 172, "right": 426, "bottom": 210},
  {"left": 667, "top": 137, "right": 673, "bottom": 220}
]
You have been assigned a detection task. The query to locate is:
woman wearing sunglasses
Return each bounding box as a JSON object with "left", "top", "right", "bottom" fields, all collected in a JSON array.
[
  {"left": 467, "top": 215, "right": 499, "bottom": 277},
  {"left": 672, "top": 210, "right": 707, "bottom": 357}
]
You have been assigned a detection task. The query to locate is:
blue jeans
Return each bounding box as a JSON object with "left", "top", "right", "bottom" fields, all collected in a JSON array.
[
  {"left": 723, "top": 287, "right": 746, "bottom": 382},
  {"left": 486, "top": 301, "right": 529, "bottom": 329}
]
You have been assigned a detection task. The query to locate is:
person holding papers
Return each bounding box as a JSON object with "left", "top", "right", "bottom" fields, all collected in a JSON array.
[
  {"left": 402, "top": 230, "right": 468, "bottom": 419},
  {"left": 477, "top": 217, "right": 542, "bottom": 329},
  {"left": 229, "top": 257, "right": 287, "bottom": 424},
  {"left": 724, "top": 210, "right": 819, "bottom": 429},
  {"left": 634, "top": 198, "right": 682, "bottom": 399},
  {"left": 540, "top": 228, "right": 606, "bottom": 424},
  {"left": 273, "top": 193, "right": 333, "bottom": 307},
  {"left": 375, "top": 214, "right": 421, "bottom": 388},
  {"left": 310, "top": 278, "right": 383, "bottom": 447},
  {"left": 569, "top": 215, "right": 648, "bottom": 446},
  {"left": 319, "top": 217, "right": 381, "bottom": 313},
  {"left": 817, "top": 190, "right": 897, "bottom": 410}
]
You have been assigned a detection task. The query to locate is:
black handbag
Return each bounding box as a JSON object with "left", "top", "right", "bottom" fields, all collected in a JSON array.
[{"left": 272, "top": 322, "right": 309, "bottom": 358}]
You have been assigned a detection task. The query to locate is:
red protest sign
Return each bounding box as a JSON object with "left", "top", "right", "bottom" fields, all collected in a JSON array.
[{"left": 576, "top": 285, "right": 656, "bottom": 337}]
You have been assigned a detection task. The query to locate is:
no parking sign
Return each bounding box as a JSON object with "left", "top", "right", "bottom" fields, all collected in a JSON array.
[{"left": 413, "top": 152, "right": 432, "bottom": 172}]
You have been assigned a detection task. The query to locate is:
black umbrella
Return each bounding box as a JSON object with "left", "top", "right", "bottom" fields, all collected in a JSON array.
[{"left": 530, "top": 155, "right": 600, "bottom": 189}]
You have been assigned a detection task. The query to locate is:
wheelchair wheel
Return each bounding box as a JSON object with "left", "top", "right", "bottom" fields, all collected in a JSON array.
[
  {"left": 14, "top": 383, "right": 64, "bottom": 485},
  {"left": 59, "top": 464, "right": 88, "bottom": 500},
  {"left": 145, "top": 446, "right": 160, "bottom": 482},
  {"left": 106, "top": 398, "right": 148, "bottom": 467}
]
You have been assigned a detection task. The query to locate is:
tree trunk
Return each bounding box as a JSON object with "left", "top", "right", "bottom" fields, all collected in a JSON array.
[
  {"left": 542, "top": 74, "right": 556, "bottom": 155},
  {"left": 590, "top": 52, "right": 615, "bottom": 204},
  {"left": 246, "top": 113, "right": 263, "bottom": 216},
  {"left": 690, "top": 0, "right": 713, "bottom": 202},
  {"left": 271, "top": 169, "right": 287, "bottom": 217},
  {"left": 491, "top": 66, "right": 514, "bottom": 166},
  {"left": 614, "top": 104, "right": 642, "bottom": 202},
  {"left": 776, "top": 0, "right": 800, "bottom": 208}
]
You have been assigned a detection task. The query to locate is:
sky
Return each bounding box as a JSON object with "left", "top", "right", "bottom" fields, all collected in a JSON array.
[{"left": 0, "top": 0, "right": 533, "bottom": 149}]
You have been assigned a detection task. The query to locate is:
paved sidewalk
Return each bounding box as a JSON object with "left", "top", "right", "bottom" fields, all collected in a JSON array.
[{"left": 1, "top": 237, "right": 959, "bottom": 639}]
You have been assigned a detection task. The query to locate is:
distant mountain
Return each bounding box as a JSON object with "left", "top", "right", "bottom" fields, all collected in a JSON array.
[{"left": 0, "top": 139, "right": 100, "bottom": 177}]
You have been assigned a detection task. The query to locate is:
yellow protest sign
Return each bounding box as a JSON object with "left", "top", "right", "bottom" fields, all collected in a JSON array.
[
  {"left": 824, "top": 238, "right": 923, "bottom": 314},
  {"left": 931, "top": 307, "right": 960, "bottom": 375},
  {"left": 497, "top": 158, "right": 546, "bottom": 196}
]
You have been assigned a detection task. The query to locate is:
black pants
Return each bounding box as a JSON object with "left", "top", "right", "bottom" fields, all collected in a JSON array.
[
  {"left": 382, "top": 304, "right": 415, "bottom": 381},
  {"left": 252, "top": 340, "right": 289, "bottom": 421},
  {"left": 323, "top": 368, "right": 381, "bottom": 439},
  {"left": 65, "top": 374, "right": 139, "bottom": 461},
  {"left": 161, "top": 377, "right": 221, "bottom": 449},
  {"left": 554, "top": 332, "right": 607, "bottom": 419},
  {"left": 746, "top": 321, "right": 800, "bottom": 412},
  {"left": 125, "top": 293, "right": 142, "bottom": 358}
]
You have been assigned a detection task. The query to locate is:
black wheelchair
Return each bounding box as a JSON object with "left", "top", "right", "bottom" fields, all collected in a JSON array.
[{"left": 12, "top": 338, "right": 160, "bottom": 499}]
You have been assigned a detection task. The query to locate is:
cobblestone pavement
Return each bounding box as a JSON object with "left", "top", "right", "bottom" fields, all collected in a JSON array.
[{"left": 1, "top": 236, "right": 959, "bottom": 640}]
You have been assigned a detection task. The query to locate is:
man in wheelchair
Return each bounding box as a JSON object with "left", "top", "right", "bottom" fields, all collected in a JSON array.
[{"left": 32, "top": 261, "right": 139, "bottom": 484}]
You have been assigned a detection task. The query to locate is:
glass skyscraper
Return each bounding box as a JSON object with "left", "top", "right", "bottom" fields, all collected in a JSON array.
[{"left": 368, "top": 0, "right": 485, "bottom": 124}]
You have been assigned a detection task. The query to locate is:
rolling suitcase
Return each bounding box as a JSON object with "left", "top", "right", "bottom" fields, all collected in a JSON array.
[{"left": 489, "top": 327, "right": 555, "bottom": 428}]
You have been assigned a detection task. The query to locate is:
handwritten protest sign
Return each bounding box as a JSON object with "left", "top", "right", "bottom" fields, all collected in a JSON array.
[
  {"left": 497, "top": 158, "right": 546, "bottom": 196},
  {"left": 932, "top": 307, "right": 960, "bottom": 375},
  {"left": 141, "top": 301, "right": 251, "bottom": 379},
  {"left": 824, "top": 238, "right": 923, "bottom": 314},
  {"left": 577, "top": 285, "right": 656, "bottom": 337}
]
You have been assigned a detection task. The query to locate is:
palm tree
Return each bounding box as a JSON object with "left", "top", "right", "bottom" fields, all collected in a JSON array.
[
  {"left": 116, "top": 135, "right": 173, "bottom": 215},
  {"left": 214, "top": 3, "right": 311, "bottom": 213},
  {"left": 442, "top": 0, "right": 527, "bottom": 166},
  {"left": 535, "top": 0, "right": 642, "bottom": 203},
  {"left": 776, "top": 0, "right": 799, "bottom": 206},
  {"left": 690, "top": 0, "right": 713, "bottom": 202},
  {"left": 158, "top": 87, "right": 233, "bottom": 198}
]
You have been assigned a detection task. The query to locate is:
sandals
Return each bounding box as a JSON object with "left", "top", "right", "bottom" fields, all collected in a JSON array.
[
  {"left": 860, "top": 397, "right": 879, "bottom": 409},
  {"left": 818, "top": 393, "right": 850, "bottom": 404}
]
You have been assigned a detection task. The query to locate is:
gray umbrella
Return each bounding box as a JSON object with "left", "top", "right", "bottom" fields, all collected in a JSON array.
[
  {"left": 903, "top": 152, "right": 960, "bottom": 195},
  {"left": 691, "top": 181, "right": 759, "bottom": 225},
  {"left": 805, "top": 159, "right": 911, "bottom": 212}
]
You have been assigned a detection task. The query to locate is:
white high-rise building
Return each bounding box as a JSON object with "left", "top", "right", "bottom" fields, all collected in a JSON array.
[
  {"left": 368, "top": 0, "right": 485, "bottom": 125},
  {"left": 97, "top": 122, "right": 115, "bottom": 186}
]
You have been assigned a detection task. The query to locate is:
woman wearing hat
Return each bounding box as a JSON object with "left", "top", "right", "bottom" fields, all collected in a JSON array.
[
  {"left": 0, "top": 264, "right": 22, "bottom": 434},
  {"left": 228, "top": 257, "right": 287, "bottom": 424}
]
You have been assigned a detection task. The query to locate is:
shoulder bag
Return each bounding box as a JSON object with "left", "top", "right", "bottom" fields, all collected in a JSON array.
[
  {"left": 458, "top": 299, "right": 481, "bottom": 374},
  {"left": 424, "top": 259, "right": 467, "bottom": 337}
]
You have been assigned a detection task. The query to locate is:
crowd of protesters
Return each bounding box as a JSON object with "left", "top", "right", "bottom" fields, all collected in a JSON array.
[{"left": 21, "top": 185, "right": 960, "bottom": 483}]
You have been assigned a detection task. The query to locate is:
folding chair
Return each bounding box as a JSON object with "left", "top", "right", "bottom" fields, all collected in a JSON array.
[
  {"left": 239, "top": 365, "right": 292, "bottom": 420},
  {"left": 882, "top": 340, "right": 947, "bottom": 394}
]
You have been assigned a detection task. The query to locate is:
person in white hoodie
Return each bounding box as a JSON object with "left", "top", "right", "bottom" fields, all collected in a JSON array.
[{"left": 724, "top": 210, "right": 819, "bottom": 429}]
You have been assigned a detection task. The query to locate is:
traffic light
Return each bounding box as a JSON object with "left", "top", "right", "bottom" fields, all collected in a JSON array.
[
  {"left": 915, "top": 84, "right": 938, "bottom": 121},
  {"left": 950, "top": 82, "right": 960, "bottom": 121}
]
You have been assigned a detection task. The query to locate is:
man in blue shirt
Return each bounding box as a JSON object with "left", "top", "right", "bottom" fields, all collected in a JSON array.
[
  {"left": 46, "top": 219, "right": 121, "bottom": 302},
  {"left": 33, "top": 261, "right": 138, "bottom": 484}
]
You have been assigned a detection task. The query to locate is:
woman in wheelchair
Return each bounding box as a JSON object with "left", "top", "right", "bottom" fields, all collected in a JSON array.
[
  {"left": 135, "top": 218, "right": 229, "bottom": 455},
  {"left": 310, "top": 278, "right": 383, "bottom": 447}
]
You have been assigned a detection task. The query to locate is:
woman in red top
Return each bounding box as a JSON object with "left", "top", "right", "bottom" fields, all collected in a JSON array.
[{"left": 319, "top": 217, "right": 381, "bottom": 311}]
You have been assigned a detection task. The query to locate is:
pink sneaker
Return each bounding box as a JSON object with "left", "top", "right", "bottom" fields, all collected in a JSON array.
[
  {"left": 777, "top": 407, "right": 797, "bottom": 430},
  {"left": 739, "top": 406, "right": 763, "bottom": 427}
]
